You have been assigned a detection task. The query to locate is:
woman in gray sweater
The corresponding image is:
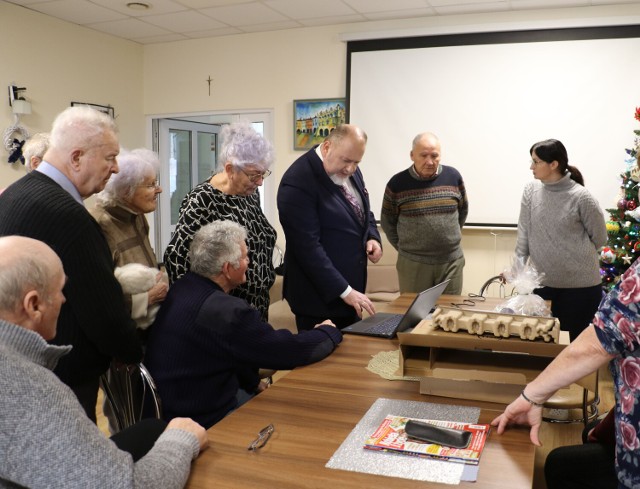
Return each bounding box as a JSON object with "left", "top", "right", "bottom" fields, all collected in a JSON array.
[{"left": 515, "top": 139, "right": 607, "bottom": 341}]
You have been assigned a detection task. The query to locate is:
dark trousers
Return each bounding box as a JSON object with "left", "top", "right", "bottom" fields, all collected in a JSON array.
[
  {"left": 545, "top": 442, "right": 617, "bottom": 489},
  {"left": 70, "top": 377, "right": 100, "bottom": 423},
  {"left": 110, "top": 418, "right": 167, "bottom": 462},
  {"left": 535, "top": 285, "right": 603, "bottom": 341},
  {"left": 295, "top": 313, "right": 357, "bottom": 331},
  {"left": 545, "top": 413, "right": 618, "bottom": 489}
]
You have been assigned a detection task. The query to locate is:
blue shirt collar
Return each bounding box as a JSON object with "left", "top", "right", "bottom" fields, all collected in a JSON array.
[{"left": 36, "top": 161, "right": 84, "bottom": 205}]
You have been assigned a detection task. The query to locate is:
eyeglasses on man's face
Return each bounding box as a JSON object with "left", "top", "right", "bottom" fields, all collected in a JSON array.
[{"left": 241, "top": 169, "right": 272, "bottom": 183}]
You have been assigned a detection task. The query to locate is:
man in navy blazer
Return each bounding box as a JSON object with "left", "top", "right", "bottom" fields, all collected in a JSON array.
[{"left": 278, "top": 124, "right": 383, "bottom": 331}]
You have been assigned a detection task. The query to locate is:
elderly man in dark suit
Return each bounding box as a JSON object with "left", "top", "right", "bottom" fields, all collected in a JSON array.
[{"left": 278, "top": 124, "right": 383, "bottom": 331}]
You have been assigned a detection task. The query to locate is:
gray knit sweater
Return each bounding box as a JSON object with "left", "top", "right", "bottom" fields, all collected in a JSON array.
[
  {"left": 515, "top": 173, "right": 607, "bottom": 288},
  {"left": 0, "top": 320, "right": 200, "bottom": 489}
]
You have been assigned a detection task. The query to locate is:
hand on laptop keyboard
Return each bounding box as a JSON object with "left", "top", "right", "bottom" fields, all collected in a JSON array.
[{"left": 343, "top": 289, "right": 376, "bottom": 318}]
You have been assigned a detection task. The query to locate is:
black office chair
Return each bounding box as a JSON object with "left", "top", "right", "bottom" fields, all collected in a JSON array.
[{"left": 100, "top": 362, "right": 162, "bottom": 433}]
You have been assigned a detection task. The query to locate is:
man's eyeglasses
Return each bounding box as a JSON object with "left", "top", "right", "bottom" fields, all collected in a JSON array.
[
  {"left": 241, "top": 169, "right": 272, "bottom": 183},
  {"left": 247, "top": 424, "right": 274, "bottom": 451}
]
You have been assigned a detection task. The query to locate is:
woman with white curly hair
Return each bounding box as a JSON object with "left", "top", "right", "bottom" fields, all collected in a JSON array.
[
  {"left": 91, "top": 147, "right": 168, "bottom": 328},
  {"left": 164, "top": 122, "right": 276, "bottom": 320},
  {"left": 22, "top": 132, "right": 50, "bottom": 172}
]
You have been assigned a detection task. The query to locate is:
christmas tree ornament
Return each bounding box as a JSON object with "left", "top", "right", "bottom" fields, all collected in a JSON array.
[
  {"left": 626, "top": 208, "right": 640, "bottom": 221},
  {"left": 618, "top": 198, "right": 628, "bottom": 209},
  {"left": 601, "top": 247, "right": 616, "bottom": 264},
  {"left": 606, "top": 221, "right": 620, "bottom": 233},
  {"left": 627, "top": 200, "right": 638, "bottom": 211},
  {"left": 623, "top": 255, "right": 633, "bottom": 265}
]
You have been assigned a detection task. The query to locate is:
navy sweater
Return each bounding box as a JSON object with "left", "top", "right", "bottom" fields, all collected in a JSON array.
[{"left": 0, "top": 172, "right": 142, "bottom": 384}]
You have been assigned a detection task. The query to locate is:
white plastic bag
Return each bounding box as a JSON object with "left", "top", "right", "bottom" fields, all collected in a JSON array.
[{"left": 495, "top": 256, "right": 551, "bottom": 317}]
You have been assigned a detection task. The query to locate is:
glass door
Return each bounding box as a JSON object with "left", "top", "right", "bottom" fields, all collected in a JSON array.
[
  {"left": 156, "top": 119, "right": 220, "bottom": 260},
  {"left": 152, "top": 110, "right": 274, "bottom": 263}
]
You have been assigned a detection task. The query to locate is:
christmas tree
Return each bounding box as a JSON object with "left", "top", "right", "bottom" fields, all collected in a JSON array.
[{"left": 600, "top": 107, "right": 640, "bottom": 290}]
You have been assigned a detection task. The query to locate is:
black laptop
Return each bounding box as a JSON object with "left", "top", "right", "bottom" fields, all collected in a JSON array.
[{"left": 342, "top": 279, "right": 450, "bottom": 338}]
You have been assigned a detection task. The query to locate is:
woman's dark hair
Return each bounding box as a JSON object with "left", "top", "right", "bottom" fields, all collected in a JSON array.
[{"left": 530, "top": 139, "right": 584, "bottom": 186}]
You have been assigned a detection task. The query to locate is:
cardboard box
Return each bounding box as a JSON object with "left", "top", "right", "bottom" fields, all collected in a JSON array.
[{"left": 397, "top": 317, "right": 570, "bottom": 403}]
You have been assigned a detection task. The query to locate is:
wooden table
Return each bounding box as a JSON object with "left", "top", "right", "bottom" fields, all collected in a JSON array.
[{"left": 185, "top": 295, "right": 535, "bottom": 489}]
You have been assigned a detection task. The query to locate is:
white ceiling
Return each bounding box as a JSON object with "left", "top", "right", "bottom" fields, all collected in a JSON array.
[{"left": 5, "top": 0, "right": 639, "bottom": 44}]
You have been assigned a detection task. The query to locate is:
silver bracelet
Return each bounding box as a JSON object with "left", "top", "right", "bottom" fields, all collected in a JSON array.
[{"left": 521, "top": 389, "right": 544, "bottom": 407}]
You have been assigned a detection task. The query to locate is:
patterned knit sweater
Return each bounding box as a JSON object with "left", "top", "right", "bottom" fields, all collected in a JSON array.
[
  {"left": 381, "top": 165, "right": 468, "bottom": 264},
  {"left": 0, "top": 172, "right": 142, "bottom": 385},
  {"left": 0, "top": 320, "right": 200, "bottom": 489},
  {"left": 515, "top": 173, "right": 607, "bottom": 288},
  {"left": 163, "top": 181, "right": 276, "bottom": 320}
]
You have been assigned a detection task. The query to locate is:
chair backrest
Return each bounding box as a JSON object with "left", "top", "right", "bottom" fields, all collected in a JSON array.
[
  {"left": 100, "top": 362, "right": 162, "bottom": 433},
  {"left": 543, "top": 370, "right": 599, "bottom": 426},
  {"left": 479, "top": 275, "right": 514, "bottom": 298}
]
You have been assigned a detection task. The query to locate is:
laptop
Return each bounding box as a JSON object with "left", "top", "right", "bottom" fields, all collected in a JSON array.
[{"left": 342, "top": 279, "right": 450, "bottom": 338}]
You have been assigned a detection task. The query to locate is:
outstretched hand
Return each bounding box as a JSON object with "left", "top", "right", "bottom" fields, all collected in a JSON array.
[
  {"left": 343, "top": 289, "right": 375, "bottom": 318},
  {"left": 490, "top": 396, "right": 543, "bottom": 446}
]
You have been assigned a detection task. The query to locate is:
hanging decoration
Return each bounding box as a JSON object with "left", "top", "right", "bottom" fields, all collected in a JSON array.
[
  {"left": 4, "top": 84, "right": 32, "bottom": 165},
  {"left": 3, "top": 123, "right": 30, "bottom": 165}
]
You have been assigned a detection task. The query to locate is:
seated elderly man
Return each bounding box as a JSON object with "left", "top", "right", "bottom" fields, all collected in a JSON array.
[
  {"left": 0, "top": 236, "right": 207, "bottom": 489},
  {"left": 145, "top": 220, "right": 343, "bottom": 429}
]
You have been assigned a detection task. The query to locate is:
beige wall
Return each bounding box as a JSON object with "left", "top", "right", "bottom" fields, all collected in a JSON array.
[
  {"left": 0, "top": 2, "right": 145, "bottom": 190},
  {"left": 374, "top": 226, "right": 517, "bottom": 296},
  {"left": 2, "top": 2, "right": 635, "bottom": 294},
  {"left": 143, "top": 4, "right": 635, "bottom": 294}
]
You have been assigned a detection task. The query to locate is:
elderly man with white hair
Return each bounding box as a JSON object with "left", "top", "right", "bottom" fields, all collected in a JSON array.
[
  {"left": 0, "top": 235, "right": 207, "bottom": 489},
  {"left": 0, "top": 106, "right": 142, "bottom": 421},
  {"left": 146, "top": 220, "right": 342, "bottom": 429}
]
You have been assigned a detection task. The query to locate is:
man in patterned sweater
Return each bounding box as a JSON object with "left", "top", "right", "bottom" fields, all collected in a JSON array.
[{"left": 381, "top": 132, "right": 468, "bottom": 294}]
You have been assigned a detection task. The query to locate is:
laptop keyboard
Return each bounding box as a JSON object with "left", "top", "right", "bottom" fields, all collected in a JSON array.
[{"left": 362, "top": 314, "right": 402, "bottom": 335}]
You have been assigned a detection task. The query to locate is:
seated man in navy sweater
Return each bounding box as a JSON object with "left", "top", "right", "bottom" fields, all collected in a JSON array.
[{"left": 145, "top": 220, "right": 342, "bottom": 428}]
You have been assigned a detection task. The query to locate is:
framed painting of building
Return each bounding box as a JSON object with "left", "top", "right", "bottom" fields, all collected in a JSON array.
[{"left": 293, "top": 98, "right": 345, "bottom": 151}]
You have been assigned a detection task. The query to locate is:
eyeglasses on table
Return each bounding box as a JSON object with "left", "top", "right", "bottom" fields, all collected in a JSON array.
[{"left": 247, "top": 423, "right": 274, "bottom": 451}]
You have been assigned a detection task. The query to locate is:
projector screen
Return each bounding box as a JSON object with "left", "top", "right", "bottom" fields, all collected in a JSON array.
[{"left": 347, "top": 26, "right": 640, "bottom": 226}]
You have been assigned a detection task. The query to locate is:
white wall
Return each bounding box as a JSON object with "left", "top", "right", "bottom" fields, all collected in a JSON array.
[
  {"left": 2, "top": 2, "right": 638, "bottom": 294},
  {"left": 143, "top": 3, "right": 638, "bottom": 294},
  {"left": 0, "top": 2, "right": 145, "bottom": 191}
]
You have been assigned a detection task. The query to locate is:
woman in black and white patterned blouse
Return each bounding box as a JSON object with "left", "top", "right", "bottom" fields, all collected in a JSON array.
[{"left": 164, "top": 122, "right": 276, "bottom": 320}]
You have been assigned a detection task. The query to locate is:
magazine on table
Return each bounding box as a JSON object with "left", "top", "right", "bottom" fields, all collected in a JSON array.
[{"left": 364, "top": 415, "right": 491, "bottom": 465}]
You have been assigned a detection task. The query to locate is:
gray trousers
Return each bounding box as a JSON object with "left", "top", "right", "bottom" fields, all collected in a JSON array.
[{"left": 396, "top": 254, "right": 465, "bottom": 295}]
